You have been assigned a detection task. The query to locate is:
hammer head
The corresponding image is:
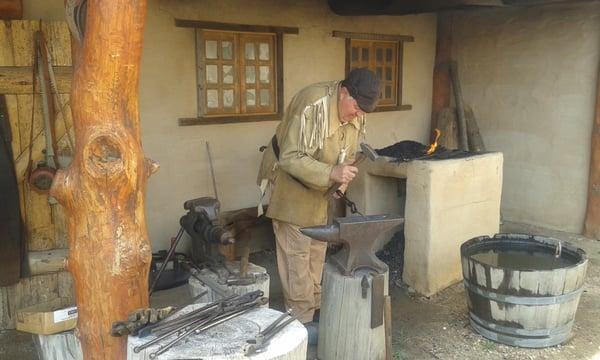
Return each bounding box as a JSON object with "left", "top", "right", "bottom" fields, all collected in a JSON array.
[{"left": 360, "top": 143, "right": 379, "bottom": 161}]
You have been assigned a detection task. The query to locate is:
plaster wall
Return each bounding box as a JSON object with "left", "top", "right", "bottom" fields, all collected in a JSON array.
[
  {"left": 450, "top": 2, "right": 600, "bottom": 233},
  {"left": 24, "top": 0, "right": 436, "bottom": 249}
]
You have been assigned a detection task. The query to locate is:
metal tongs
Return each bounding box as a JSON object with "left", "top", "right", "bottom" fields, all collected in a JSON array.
[
  {"left": 335, "top": 190, "right": 365, "bottom": 217},
  {"left": 244, "top": 309, "right": 299, "bottom": 355}
]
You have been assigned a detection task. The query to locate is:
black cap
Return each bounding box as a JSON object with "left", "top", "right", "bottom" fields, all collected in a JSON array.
[{"left": 341, "top": 68, "right": 380, "bottom": 113}]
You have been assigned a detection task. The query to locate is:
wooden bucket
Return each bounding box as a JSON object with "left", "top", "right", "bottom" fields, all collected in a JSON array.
[{"left": 460, "top": 233, "right": 587, "bottom": 348}]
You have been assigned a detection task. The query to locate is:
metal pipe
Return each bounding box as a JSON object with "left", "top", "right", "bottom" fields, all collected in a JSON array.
[{"left": 149, "top": 227, "right": 185, "bottom": 296}]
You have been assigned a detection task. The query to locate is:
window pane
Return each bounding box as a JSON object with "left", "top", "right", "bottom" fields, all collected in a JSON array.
[
  {"left": 223, "top": 65, "right": 234, "bottom": 84},
  {"left": 386, "top": 48, "right": 393, "bottom": 62},
  {"left": 207, "top": 89, "right": 218, "bottom": 108},
  {"left": 246, "top": 89, "right": 256, "bottom": 106},
  {"left": 246, "top": 66, "right": 256, "bottom": 84},
  {"left": 245, "top": 43, "right": 255, "bottom": 60},
  {"left": 259, "top": 66, "right": 270, "bottom": 83},
  {"left": 376, "top": 48, "right": 383, "bottom": 63},
  {"left": 206, "top": 65, "right": 218, "bottom": 84},
  {"left": 205, "top": 40, "right": 218, "bottom": 59},
  {"left": 361, "top": 48, "right": 369, "bottom": 61},
  {"left": 376, "top": 67, "right": 382, "bottom": 80},
  {"left": 351, "top": 47, "right": 358, "bottom": 62},
  {"left": 260, "top": 89, "right": 270, "bottom": 106},
  {"left": 385, "top": 67, "right": 392, "bottom": 81},
  {"left": 223, "top": 89, "right": 234, "bottom": 108},
  {"left": 259, "top": 43, "right": 269, "bottom": 60},
  {"left": 222, "top": 41, "right": 233, "bottom": 60},
  {"left": 385, "top": 85, "right": 392, "bottom": 99}
]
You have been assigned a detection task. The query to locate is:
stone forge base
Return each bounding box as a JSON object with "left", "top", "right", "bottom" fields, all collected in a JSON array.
[
  {"left": 128, "top": 306, "right": 307, "bottom": 360},
  {"left": 349, "top": 152, "right": 503, "bottom": 296}
]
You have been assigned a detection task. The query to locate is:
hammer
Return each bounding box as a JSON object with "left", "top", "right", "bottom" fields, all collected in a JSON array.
[{"left": 324, "top": 143, "right": 378, "bottom": 198}]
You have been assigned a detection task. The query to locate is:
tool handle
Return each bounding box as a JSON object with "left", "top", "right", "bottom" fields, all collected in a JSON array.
[{"left": 324, "top": 153, "right": 366, "bottom": 198}]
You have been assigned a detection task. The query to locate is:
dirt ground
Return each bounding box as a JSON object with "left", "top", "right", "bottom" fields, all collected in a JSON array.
[{"left": 1, "top": 221, "right": 598, "bottom": 360}]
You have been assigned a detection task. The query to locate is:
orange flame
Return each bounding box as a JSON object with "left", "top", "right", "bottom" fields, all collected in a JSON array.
[{"left": 426, "top": 129, "right": 441, "bottom": 155}]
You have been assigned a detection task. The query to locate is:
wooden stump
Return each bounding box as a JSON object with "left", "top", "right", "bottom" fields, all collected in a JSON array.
[
  {"left": 188, "top": 262, "right": 270, "bottom": 303},
  {"left": 318, "top": 263, "right": 389, "bottom": 360},
  {"left": 127, "top": 305, "right": 306, "bottom": 360},
  {"left": 35, "top": 330, "right": 83, "bottom": 360}
]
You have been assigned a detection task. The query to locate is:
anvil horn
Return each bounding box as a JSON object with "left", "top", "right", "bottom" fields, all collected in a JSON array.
[{"left": 300, "top": 224, "right": 340, "bottom": 243}]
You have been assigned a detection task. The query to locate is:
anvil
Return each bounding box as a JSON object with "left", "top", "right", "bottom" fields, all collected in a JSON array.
[{"left": 301, "top": 215, "right": 404, "bottom": 276}]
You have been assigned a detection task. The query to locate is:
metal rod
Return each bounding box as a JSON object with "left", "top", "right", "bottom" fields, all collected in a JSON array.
[
  {"left": 149, "top": 302, "right": 259, "bottom": 358},
  {"left": 149, "top": 227, "right": 185, "bottom": 296},
  {"left": 206, "top": 141, "right": 219, "bottom": 201}
]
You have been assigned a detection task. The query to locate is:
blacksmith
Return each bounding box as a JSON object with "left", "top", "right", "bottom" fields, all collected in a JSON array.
[{"left": 257, "top": 68, "right": 380, "bottom": 341}]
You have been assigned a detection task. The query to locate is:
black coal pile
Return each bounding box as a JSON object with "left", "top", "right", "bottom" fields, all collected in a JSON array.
[
  {"left": 376, "top": 230, "right": 405, "bottom": 285},
  {"left": 376, "top": 140, "right": 473, "bottom": 163}
]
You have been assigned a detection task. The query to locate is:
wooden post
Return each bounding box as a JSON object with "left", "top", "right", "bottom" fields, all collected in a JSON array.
[
  {"left": 430, "top": 13, "right": 452, "bottom": 141},
  {"left": 50, "top": 0, "right": 157, "bottom": 358},
  {"left": 584, "top": 64, "right": 600, "bottom": 240}
]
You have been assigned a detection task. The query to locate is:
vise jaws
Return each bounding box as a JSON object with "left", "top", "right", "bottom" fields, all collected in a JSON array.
[{"left": 301, "top": 215, "right": 404, "bottom": 276}]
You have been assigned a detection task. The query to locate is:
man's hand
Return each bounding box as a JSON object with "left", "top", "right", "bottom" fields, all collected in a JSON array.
[
  {"left": 330, "top": 164, "right": 358, "bottom": 184},
  {"left": 333, "top": 183, "right": 348, "bottom": 199}
]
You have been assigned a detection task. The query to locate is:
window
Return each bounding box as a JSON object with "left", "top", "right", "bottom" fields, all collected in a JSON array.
[
  {"left": 175, "top": 20, "right": 298, "bottom": 126},
  {"left": 334, "top": 31, "right": 413, "bottom": 112}
]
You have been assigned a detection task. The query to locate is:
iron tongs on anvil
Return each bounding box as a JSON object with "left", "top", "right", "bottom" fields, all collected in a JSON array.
[{"left": 301, "top": 215, "right": 404, "bottom": 276}]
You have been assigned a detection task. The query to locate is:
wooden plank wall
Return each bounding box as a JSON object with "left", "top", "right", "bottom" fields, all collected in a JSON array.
[{"left": 0, "top": 20, "right": 74, "bottom": 329}]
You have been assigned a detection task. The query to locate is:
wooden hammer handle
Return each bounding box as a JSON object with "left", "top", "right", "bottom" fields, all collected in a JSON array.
[{"left": 324, "top": 152, "right": 366, "bottom": 198}]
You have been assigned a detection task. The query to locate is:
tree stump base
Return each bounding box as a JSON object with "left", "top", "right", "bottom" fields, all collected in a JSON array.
[
  {"left": 318, "top": 263, "right": 389, "bottom": 360},
  {"left": 188, "top": 261, "right": 270, "bottom": 304},
  {"left": 35, "top": 330, "right": 83, "bottom": 360},
  {"left": 127, "top": 305, "right": 306, "bottom": 360}
]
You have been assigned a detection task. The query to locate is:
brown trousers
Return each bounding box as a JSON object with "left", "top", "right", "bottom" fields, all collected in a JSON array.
[{"left": 272, "top": 219, "right": 328, "bottom": 323}]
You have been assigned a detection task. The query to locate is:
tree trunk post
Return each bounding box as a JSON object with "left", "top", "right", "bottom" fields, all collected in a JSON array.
[
  {"left": 50, "top": 0, "right": 157, "bottom": 358},
  {"left": 584, "top": 64, "right": 600, "bottom": 240}
]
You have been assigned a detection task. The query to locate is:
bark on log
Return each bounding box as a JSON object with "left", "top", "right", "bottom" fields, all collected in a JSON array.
[
  {"left": 584, "top": 64, "right": 600, "bottom": 240},
  {"left": 49, "top": 1, "right": 156, "bottom": 358}
]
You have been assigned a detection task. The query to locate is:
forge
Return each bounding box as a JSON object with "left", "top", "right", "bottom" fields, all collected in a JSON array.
[{"left": 348, "top": 141, "right": 503, "bottom": 296}]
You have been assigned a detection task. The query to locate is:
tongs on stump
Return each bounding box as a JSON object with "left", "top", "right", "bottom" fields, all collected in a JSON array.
[{"left": 244, "top": 309, "right": 298, "bottom": 355}]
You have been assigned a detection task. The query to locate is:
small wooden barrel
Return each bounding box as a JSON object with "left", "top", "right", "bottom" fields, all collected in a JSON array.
[
  {"left": 318, "top": 263, "right": 389, "bottom": 360},
  {"left": 461, "top": 233, "right": 587, "bottom": 348}
]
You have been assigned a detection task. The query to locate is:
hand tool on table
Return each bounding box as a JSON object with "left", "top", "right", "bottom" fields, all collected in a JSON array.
[
  {"left": 244, "top": 309, "right": 300, "bottom": 356},
  {"left": 134, "top": 291, "right": 264, "bottom": 353},
  {"left": 148, "top": 297, "right": 268, "bottom": 359}
]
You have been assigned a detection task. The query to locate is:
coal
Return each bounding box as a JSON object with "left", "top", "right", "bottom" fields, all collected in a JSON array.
[
  {"left": 376, "top": 140, "right": 474, "bottom": 163},
  {"left": 376, "top": 231, "right": 405, "bottom": 285}
]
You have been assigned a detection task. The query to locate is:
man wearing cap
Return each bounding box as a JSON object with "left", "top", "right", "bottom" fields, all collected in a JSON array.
[{"left": 257, "top": 68, "right": 380, "bottom": 341}]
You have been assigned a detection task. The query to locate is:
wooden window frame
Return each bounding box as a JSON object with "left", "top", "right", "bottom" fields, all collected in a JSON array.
[
  {"left": 333, "top": 31, "right": 413, "bottom": 113},
  {"left": 175, "top": 20, "right": 299, "bottom": 126}
]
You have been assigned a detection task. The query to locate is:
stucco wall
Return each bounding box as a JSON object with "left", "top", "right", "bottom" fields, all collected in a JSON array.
[
  {"left": 450, "top": 2, "right": 600, "bottom": 233},
  {"left": 24, "top": 0, "right": 436, "bottom": 249}
]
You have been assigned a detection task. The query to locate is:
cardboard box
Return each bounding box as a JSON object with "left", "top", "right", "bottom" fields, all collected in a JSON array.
[{"left": 16, "top": 298, "right": 77, "bottom": 335}]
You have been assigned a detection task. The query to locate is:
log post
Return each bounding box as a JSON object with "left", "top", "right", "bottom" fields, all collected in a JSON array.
[
  {"left": 50, "top": 1, "right": 157, "bottom": 358},
  {"left": 430, "top": 13, "right": 453, "bottom": 141},
  {"left": 584, "top": 64, "right": 600, "bottom": 240}
]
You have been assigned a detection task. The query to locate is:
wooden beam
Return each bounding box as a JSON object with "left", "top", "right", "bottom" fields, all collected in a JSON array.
[
  {"left": 50, "top": 0, "right": 156, "bottom": 358},
  {"left": 332, "top": 30, "right": 414, "bottom": 42},
  {"left": 28, "top": 249, "right": 68, "bottom": 275},
  {"left": 584, "top": 64, "right": 600, "bottom": 240},
  {"left": 0, "top": 0, "right": 22, "bottom": 20},
  {"left": 0, "top": 66, "right": 72, "bottom": 94},
  {"left": 175, "top": 19, "right": 299, "bottom": 35},
  {"left": 430, "top": 13, "right": 453, "bottom": 141}
]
